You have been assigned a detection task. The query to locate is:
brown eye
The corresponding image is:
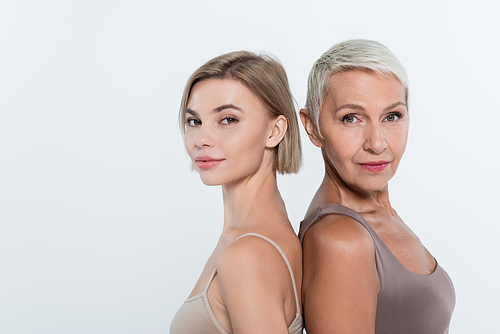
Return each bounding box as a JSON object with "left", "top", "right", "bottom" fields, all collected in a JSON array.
[
  {"left": 342, "top": 115, "right": 358, "bottom": 123},
  {"left": 186, "top": 118, "right": 201, "bottom": 126},
  {"left": 221, "top": 117, "right": 238, "bottom": 124},
  {"left": 385, "top": 113, "right": 400, "bottom": 122}
]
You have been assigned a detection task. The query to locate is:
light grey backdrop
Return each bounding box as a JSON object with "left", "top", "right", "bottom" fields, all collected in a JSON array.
[{"left": 1, "top": 1, "right": 498, "bottom": 333}]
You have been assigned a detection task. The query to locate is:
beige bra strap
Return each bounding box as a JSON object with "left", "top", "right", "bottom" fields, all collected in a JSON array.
[
  {"left": 203, "top": 268, "right": 218, "bottom": 294},
  {"left": 234, "top": 233, "right": 301, "bottom": 316}
]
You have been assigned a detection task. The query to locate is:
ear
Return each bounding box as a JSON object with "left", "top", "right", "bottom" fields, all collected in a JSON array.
[
  {"left": 266, "top": 115, "right": 287, "bottom": 148},
  {"left": 300, "top": 108, "right": 323, "bottom": 147}
]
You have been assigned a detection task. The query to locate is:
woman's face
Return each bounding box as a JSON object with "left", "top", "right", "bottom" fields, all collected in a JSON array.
[
  {"left": 184, "top": 78, "right": 279, "bottom": 186},
  {"left": 312, "top": 70, "right": 409, "bottom": 193}
]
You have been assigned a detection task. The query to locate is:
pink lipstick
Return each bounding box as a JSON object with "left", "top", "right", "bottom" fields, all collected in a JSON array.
[
  {"left": 195, "top": 156, "right": 224, "bottom": 170},
  {"left": 359, "top": 161, "right": 389, "bottom": 172}
]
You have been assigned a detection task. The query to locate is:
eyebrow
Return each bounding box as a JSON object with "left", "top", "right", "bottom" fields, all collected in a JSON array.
[
  {"left": 185, "top": 108, "right": 198, "bottom": 117},
  {"left": 184, "top": 103, "right": 243, "bottom": 117},
  {"left": 214, "top": 104, "right": 243, "bottom": 113},
  {"left": 383, "top": 101, "right": 407, "bottom": 111},
  {"left": 335, "top": 101, "right": 406, "bottom": 113}
]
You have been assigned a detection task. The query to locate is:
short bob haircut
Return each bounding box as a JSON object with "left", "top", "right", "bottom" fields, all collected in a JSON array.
[
  {"left": 304, "top": 39, "right": 409, "bottom": 134},
  {"left": 179, "top": 50, "right": 301, "bottom": 174}
]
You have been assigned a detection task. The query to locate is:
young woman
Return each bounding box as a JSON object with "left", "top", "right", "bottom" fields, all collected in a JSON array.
[
  {"left": 170, "top": 51, "right": 303, "bottom": 334},
  {"left": 299, "top": 39, "right": 455, "bottom": 333}
]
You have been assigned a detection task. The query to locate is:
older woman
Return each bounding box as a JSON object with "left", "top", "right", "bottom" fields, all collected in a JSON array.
[
  {"left": 170, "top": 51, "right": 303, "bottom": 334},
  {"left": 299, "top": 39, "right": 455, "bottom": 333}
]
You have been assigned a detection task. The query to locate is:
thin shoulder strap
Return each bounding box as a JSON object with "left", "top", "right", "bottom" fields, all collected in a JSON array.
[
  {"left": 203, "top": 268, "right": 218, "bottom": 294},
  {"left": 235, "top": 233, "right": 301, "bottom": 316},
  {"left": 298, "top": 203, "right": 371, "bottom": 243}
]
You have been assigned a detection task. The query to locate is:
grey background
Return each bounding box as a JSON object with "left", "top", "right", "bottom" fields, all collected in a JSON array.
[{"left": 1, "top": 1, "right": 498, "bottom": 333}]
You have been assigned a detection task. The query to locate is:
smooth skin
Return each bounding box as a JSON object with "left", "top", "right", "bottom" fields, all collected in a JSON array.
[
  {"left": 300, "top": 70, "right": 436, "bottom": 333},
  {"left": 184, "top": 79, "right": 302, "bottom": 333}
]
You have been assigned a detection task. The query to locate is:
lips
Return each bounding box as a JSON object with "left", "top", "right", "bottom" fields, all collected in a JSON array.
[
  {"left": 359, "top": 161, "right": 389, "bottom": 172},
  {"left": 195, "top": 156, "right": 224, "bottom": 170}
]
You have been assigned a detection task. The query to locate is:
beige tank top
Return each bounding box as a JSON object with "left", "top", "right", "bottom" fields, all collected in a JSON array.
[{"left": 170, "top": 233, "right": 303, "bottom": 334}]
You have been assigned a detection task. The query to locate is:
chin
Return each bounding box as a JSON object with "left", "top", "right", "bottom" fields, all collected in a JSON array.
[
  {"left": 363, "top": 181, "right": 390, "bottom": 193},
  {"left": 348, "top": 176, "right": 390, "bottom": 193},
  {"left": 198, "top": 176, "right": 223, "bottom": 187}
]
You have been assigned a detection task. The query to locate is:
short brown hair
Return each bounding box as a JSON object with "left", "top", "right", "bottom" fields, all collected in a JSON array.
[{"left": 179, "top": 51, "right": 301, "bottom": 174}]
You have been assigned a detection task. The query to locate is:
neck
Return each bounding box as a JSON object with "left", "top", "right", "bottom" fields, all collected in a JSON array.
[
  {"left": 221, "top": 168, "right": 286, "bottom": 231},
  {"left": 313, "top": 159, "right": 394, "bottom": 215}
]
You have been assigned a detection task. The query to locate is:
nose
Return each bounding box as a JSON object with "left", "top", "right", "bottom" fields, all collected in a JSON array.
[
  {"left": 363, "top": 124, "right": 387, "bottom": 154},
  {"left": 194, "top": 124, "right": 215, "bottom": 148}
]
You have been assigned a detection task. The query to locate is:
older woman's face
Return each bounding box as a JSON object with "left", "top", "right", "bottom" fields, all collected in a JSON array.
[{"left": 316, "top": 70, "right": 409, "bottom": 193}]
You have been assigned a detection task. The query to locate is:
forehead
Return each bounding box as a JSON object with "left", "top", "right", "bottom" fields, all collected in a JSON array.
[
  {"left": 326, "top": 70, "right": 405, "bottom": 106},
  {"left": 183, "top": 79, "right": 269, "bottom": 120},
  {"left": 186, "top": 78, "right": 268, "bottom": 116}
]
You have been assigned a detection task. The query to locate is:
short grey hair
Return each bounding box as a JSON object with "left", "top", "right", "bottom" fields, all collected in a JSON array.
[{"left": 305, "top": 39, "right": 409, "bottom": 131}]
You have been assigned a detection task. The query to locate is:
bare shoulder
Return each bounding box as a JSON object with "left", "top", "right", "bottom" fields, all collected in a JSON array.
[
  {"left": 217, "top": 234, "right": 290, "bottom": 278},
  {"left": 215, "top": 234, "right": 295, "bottom": 333},
  {"left": 303, "top": 213, "right": 374, "bottom": 258},
  {"left": 301, "top": 214, "right": 379, "bottom": 332}
]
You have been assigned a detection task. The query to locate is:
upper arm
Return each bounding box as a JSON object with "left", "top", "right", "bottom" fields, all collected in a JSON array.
[
  {"left": 302, "top": 215, "right": 379, "bottom": 334},
  {"left": 216, "top": 237, "right": 292, "bottom": 334}
]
